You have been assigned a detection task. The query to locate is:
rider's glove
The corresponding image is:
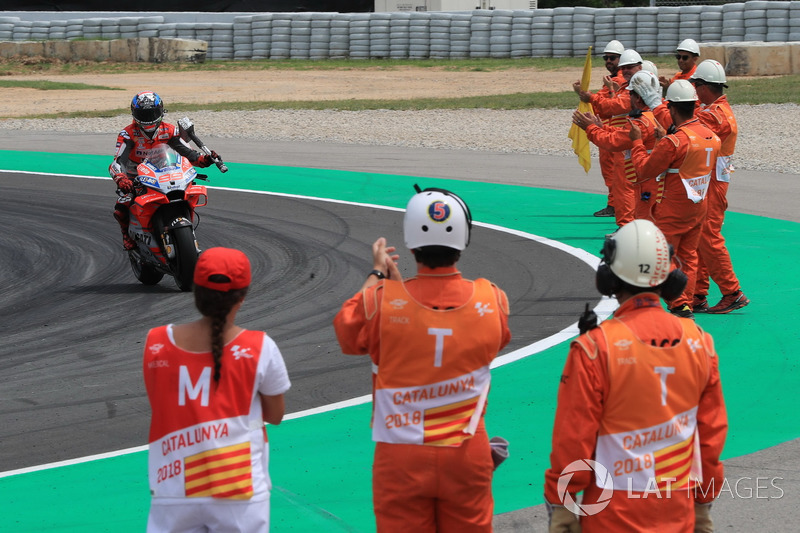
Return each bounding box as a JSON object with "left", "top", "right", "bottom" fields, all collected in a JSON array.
[
  {"left": 114, "top": 174, "right": 133, "bottom": 193},
  {"left": 195, "top": 154, "right": 214, "bottom": 168}
]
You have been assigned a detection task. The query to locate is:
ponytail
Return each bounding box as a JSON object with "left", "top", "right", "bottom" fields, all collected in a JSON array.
[
  {"left": 194, "top": 284, "right": 248, "bottom": 385},
  {"left": 209, "top": 307, "right": 226, "bottom": 384}
]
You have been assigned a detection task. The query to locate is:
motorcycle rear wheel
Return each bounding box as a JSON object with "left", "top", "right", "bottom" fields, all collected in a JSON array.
[
  {"left": 129, "top": 253, "right": 164, "bottom": 285},
  {"left": 171, "top": 225, "right": 198, "bottom": 292}
]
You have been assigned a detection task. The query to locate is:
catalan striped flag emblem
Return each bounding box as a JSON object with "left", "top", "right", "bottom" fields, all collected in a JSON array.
[
  {"left": 654, "top": 434, "right": 696, "bottom": 490},
  {"left": 184, "top": 442, "right": 254, "bottom": 499},
  {"left": 423, "top": 396, "right": 479, "bottom": 446}
]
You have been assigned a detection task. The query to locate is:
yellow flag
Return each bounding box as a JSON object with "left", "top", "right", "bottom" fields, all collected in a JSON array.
[{"left": 568, "top": 46, "right": 594, "bottom": 173}]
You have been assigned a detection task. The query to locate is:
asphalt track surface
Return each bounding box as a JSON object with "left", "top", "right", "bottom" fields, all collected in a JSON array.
[
  {"left": 1, "top": 132, "right": 799, "bottom": 531},
  {"left": 0, "top": 170, "right": 597, "bottom": 471}
]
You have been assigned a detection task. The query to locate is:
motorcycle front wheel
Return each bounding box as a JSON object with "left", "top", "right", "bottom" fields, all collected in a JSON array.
[
  {"left": 129, "top": 252, "right": 164, "bottom": 285},
  {"left": 171, "top": 225, "right": 198, "bottom": 292}
]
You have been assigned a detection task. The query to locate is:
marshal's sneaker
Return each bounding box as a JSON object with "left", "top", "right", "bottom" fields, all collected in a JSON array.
[
  {"left": 692, "top": 294, "right": 709, "bottom": 313},
  {"left": 707, "top": 290, "right": 750, "bottom": 314},
  {"left": 669, "top": 304, "right": 694, "bottom": 319},
  {"left": 593, "top": 205, "right": 615, "bottom": 217}
]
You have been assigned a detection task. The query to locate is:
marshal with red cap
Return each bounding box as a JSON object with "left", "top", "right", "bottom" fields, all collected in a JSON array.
[{"left": 192, "top": 247, "right": 251, "bottom": 291}]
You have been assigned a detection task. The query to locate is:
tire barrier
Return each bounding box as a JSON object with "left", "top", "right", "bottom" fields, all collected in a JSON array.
[{"left": 1, "top": 3, "right": 799, "bottom": 62}]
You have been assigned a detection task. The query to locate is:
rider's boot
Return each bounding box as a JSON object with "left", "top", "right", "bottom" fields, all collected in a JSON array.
[
  {"left": 114, "top": 206, "right": 136, "bottom": 251},
  {"left": 121, "top": 231, "right": 136, "bottom": 251}
]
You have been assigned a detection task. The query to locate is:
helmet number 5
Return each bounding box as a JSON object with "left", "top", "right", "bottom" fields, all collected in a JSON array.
[{"left": 432, "top": 201, "right": 448, "bottom": 221}]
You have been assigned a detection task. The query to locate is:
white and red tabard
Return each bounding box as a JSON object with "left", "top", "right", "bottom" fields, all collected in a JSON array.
[
  {"left": 665, "top": 124, "right": 720, "bottom": 204},
  {"left": 372, "top": 278, "right": 504, "bottom": 446},
  {"left": 579, "top": 318, "right": 711, "bottom": 493},
  {"left": 700, "top": 96, "right": 738, "bottom": 183},
  {"left": 143, "top": 326, "right": 290, "bottom": 503}
]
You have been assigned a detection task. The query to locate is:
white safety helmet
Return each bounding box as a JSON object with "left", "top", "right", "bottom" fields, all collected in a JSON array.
[
  {"left": 626, "top": 71, "right": 660, "bottom": 97},
  {"left": 676, "top": 38, "right": 700, "bottom": 56},
  {"left": 641, "top": 60, "right": 659, "bottom": 77},
  {"left": 403, "top": 187, "right": 472, "bottom": 251},
  {"left": 603, "top": 40, "right": 624, "bottom": 56},
  {"left": 665, "top": 79, "right": 698, "bottom": 102},
  {"left": 618, "top": 49, "right": 643, "bottom": 67},
  {"left": 691, "top": 59, "right": 727, "bottom": 85},
  {"left": 603, "top": 219, "right": 672, "bottom": 288}
]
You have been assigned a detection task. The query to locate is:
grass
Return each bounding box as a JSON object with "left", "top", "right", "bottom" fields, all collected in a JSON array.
[
  {"left": 1, "top": 56, "right": 797, "bottom": 118},
  {"left": 0, "top": 56, "right": 590, "bottom": 75},
  {"left": 22, "top": 91, "right": 581, "bottom": 119},
  {"left": 0, "top": 80, "right": 122, "bottom": 91}
]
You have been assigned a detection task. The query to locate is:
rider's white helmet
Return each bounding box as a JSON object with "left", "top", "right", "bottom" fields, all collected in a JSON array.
[
  {"left": 605, "top": 219, "right": 672, "bottom": 287},
  {"left": 691, "top": 59, "right": 727, "bottom": 85},
  {"left": 666, "top": 79, "right": 698, "bottom": 102},
  {"left": 404, "top": 187, "right": 472, "bottom": 251},
  {"left": 618, "top": 49, "right": 643, "bottom": 67},
  {"left": 603, "top": 40, "right": 625, "bottom": 56}
]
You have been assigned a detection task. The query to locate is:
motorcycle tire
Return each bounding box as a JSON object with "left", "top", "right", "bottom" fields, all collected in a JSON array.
[
  {"left": 129, "top": 253, "right": 164, "bottom": 285},
  {"left": 171, "top": 225, "right": 199, "bottom": 292}
]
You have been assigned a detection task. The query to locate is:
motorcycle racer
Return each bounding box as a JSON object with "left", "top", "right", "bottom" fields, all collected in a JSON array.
[{"left": 110, "top": 91, "right": 218, "bottom": 250}]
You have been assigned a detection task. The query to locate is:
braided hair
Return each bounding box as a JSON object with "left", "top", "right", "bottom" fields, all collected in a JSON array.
[{"left": 194, "top": 278, "right": 248, "bottom": 385}]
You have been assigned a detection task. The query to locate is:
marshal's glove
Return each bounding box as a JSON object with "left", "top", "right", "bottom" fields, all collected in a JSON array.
[
  {"left": 546, "top": 499, "right": 581, "bottom": 533},
  {"left": 636, "top": 80, "right": 663, "bottom": 111},
  {"left": 114, "top": 174, "right": 133, "bottom": 193},
  {"left": 694, "top": 502, "right": 714, "bottom": 533}
]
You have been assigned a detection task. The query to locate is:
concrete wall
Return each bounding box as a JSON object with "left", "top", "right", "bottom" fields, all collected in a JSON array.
[
  {"left": 699, "top": 41, "right": 800, "bottom": 76},
  {"left": 0, "top": 38, "right": 207, "bottom": 62}
]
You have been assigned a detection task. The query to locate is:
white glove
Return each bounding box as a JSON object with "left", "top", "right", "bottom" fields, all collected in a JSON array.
[
  {"left": 635, "top": 80, "right": 663, "bottom": 110},
  {"left": 694, "top": 502, "right": 714, "bottom": 533}
]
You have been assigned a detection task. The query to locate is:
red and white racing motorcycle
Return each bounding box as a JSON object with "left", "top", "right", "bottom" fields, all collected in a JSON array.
[{"left": 125, "top": 118, "right": 226, "bottom": 291}]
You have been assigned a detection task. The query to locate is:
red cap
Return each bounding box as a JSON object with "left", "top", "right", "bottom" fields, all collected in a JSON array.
[{"left": 193, "top": 247, "right": 251, "bottom": 291}]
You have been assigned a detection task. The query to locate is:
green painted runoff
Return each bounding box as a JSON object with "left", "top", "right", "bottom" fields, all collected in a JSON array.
[{"left": 1, "top": 150, "right": 797, "bottom": 531}]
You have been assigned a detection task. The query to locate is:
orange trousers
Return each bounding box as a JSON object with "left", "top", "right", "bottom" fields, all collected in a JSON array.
[
  {"left": 599, "top": 148, "right": 618, "bottom": 208},
  {"left": 635, "top": 178, "right": 661, "bottom": 221},
  {"left": 615, "top": 158, "right": 637, "bottom": 226},
  {"left": 372, "top": 423, "right": 494, "bottom": 533},
  {"left": 653, "top": 198, "right": 708, "bottom": 308},
  {"left": 601, "top": 149, "right": 634, "bottom": 226},
  {"left": 696, "top": 180, "right": 740, "bottom": 296},
  {"left": 580, "top": 483, "right": 695, "bottom": 532}
]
